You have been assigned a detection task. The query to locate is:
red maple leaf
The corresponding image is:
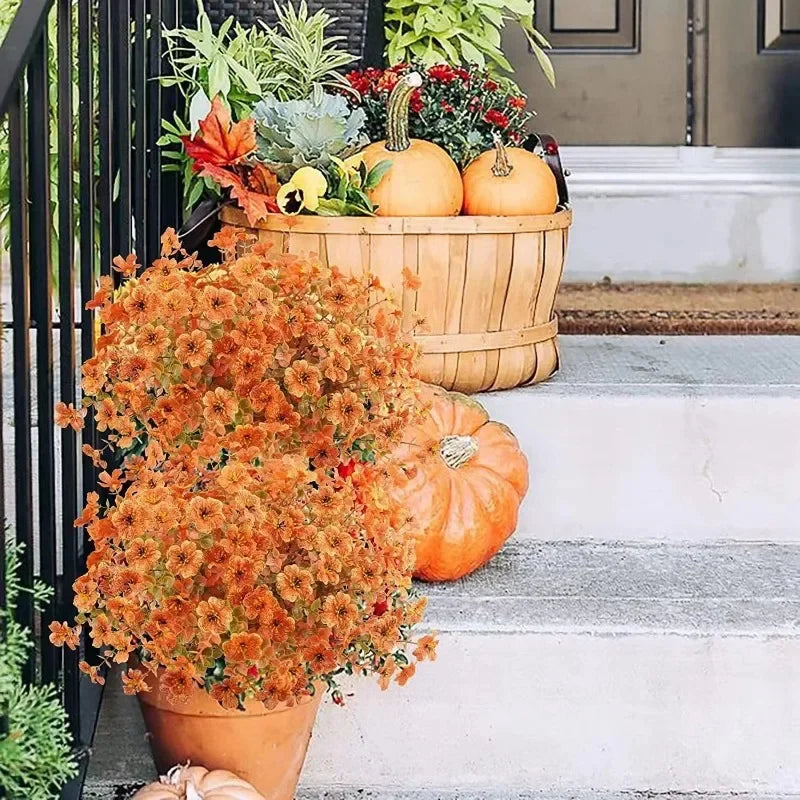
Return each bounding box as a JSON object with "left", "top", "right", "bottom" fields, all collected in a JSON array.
[
  {"left": 201, "top": 164, "right": 279, "bottom": 225},
  {"left": 182, "top": 96, "right": 256, "bottom": 169}
]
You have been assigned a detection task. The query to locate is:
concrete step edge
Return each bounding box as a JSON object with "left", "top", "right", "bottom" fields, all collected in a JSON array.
[
  {"left": 81, "top": 785, "right": 800, "bottom": 800},
  {"left": 419, "top": 540, "right": 800, "bottom": 635}
]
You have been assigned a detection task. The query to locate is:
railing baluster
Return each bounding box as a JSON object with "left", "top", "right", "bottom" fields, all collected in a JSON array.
[
  {"left": 160, "top": 0, "right": 182, "bottom": 232},
  {"left": 78, "top": 0, "right": 96, "bottom": 515},
  {"left": 9, "top": 85, "right": 35, "bottom": 684},
  {"left": 147, "top": 0, "right": 163, "bottom": 265},
  {"left": 97, "top": 0, "right": 113, "bottom": 280},
  {"left": 58, "top": 0, "right": 80, "bottom": 735},
  {"left": 134, "top": 0, "right": 148, "bottom": 263},
  {"left": 111, "top": 0, "right": 133, "bottom": 258}
]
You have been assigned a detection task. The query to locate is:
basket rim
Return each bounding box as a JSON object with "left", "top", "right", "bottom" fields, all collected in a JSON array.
[{"left": 219, "top": 206, "right": 573, "bottom": 234}]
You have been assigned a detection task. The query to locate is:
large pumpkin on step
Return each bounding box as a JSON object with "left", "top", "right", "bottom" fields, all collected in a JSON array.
[
  {"left": 132, "top": 764, "right": 264, "bottom": 800},
  {"left": 388, "top": 386, "right": 528, "bottom": 581},
  {"left": 359, "top": 72, "right": 463, "bottom": 217}
]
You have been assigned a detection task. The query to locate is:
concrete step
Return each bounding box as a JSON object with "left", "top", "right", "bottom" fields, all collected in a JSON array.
[
  {"left": 83, "top": 540, "right": 800, "bottom": 799},
  {"left": 480, "top": 335, "right": 800, "bottom": 542}
]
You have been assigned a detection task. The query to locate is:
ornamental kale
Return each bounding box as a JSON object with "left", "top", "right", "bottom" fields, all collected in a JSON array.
[{"left": 253, "top": 90, "right": 368, "bottom": 182}]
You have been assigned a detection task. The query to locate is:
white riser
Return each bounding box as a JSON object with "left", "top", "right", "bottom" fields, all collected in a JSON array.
[
  {"left": 478, "top": 336, "right": 800, "bottom": 543},
  {"left": 562, "top": 146, "right": 800, "bottom": 283},
  {"left": 303, "top": 631, "right": 800, "bottom": 795}
]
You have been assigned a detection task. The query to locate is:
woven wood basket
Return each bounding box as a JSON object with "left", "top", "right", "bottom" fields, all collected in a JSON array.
[{"left": 219, "top": 207, "right": 571, "bottom": 393}]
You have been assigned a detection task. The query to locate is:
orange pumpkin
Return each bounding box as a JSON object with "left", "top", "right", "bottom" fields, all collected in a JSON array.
[
  {"left": 359, "top": 72, "right": 463, "bottom": 217},
  {"left": 462, "top": 135, "right": 558, "bottom": 216},
  {"left": 132, "top": 764, "right": 264, "bottom": 800},
  {"left": 388, "top": 386, "right": 528, "bottom": 581}
]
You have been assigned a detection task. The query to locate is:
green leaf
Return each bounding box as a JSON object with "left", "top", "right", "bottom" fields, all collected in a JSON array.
[
  {"left": 460, "top": 38, "right": 486, "bottom": 67},
  {"left": 482, "top": 21, "right": 502, "bottom": 47},
  {"left": 500, "top": 0, "right": 535, "bottom": 15},
  {"left": 188, "top": 87, "right": 212, "bottom": 134},
  {"left": 187, "top": 177, "right": 205, "bottom": 208},
  {"left": 397, "top": 28, "right": 427, "bottom": 47},
  {"left": 316, "top": 198, "right": 351, "bottom": 216},
  {"left": 364, "top": 159, "right": 393, "bottom": 190},
  {"left": 208, "top": 55, "right": 231, "bottom": 100},
  {"left": 529, "top": 39, "right": 556, "bottom": 86},
  {"left": 480, "top": 6, "right": 504, "bottom": 26},
  {"left": 435, "top": 33, "right": 459, "bottom": 62}
]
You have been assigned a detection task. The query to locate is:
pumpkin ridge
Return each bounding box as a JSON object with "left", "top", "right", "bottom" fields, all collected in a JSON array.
[{"left": 462, "top": 461, "right": 528, "bottom": 503}]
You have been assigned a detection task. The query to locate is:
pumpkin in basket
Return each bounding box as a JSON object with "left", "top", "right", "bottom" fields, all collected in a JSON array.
[
  {"left": 387, "top": 386, "right": 528, "bottom": 581},
  {"left": 132, "top": 764, "right": 264, "bottom": 800},
  {"left": 359, "top": 72, "right": 463, "bottom": 217},
  {"left": 462, "top": 135, "right": 558, "bottom": 216}
]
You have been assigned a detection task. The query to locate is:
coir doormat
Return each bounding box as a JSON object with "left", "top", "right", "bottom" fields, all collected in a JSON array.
[{"left": 557, "top": 282, "right": 800, "bottom": 335}]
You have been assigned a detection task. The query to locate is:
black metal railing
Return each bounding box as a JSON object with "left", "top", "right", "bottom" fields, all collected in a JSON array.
[{"left": 0, "top": 1, "right": 181, "bottom": 795}]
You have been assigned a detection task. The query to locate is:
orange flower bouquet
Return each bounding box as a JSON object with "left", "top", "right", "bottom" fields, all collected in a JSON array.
[{"left": 51, "top": 228, "right": 435, "bottom": 793}]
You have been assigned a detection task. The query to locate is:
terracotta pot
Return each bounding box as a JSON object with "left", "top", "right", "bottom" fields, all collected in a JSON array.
[{"left": 137, "top": 674, "right": 323, "bottom": 800}]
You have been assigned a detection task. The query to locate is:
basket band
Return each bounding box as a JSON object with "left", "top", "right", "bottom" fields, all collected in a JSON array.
[{"left": 415, "top": 317, "right": 558, "bottom": 354}]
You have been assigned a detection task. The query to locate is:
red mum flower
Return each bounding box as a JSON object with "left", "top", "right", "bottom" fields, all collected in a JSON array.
[{"left": 484, "top": 109, "right": 510, "bottom": 129}]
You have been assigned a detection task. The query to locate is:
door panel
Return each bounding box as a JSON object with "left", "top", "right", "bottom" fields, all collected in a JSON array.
[
  {"left": 504, "top": 0, "right": 687, "bottom": 145},
  {"left": 707, "top": 0, "right": 800, "bottom": 145}
]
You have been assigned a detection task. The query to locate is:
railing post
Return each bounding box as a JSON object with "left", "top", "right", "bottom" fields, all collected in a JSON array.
[
  {"left": 28, "top": 25, "right": 59, "bottom": 688},
  {"left": 58, "top": 0, "right": 80, "bottom": 736},
  {"left": 8, "top": 84, "right": 35, "bottom": 684}
]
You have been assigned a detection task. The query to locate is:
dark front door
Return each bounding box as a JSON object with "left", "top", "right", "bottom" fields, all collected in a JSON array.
[{"left": 506, "top": 0, "right": 800, "bottom": 146}]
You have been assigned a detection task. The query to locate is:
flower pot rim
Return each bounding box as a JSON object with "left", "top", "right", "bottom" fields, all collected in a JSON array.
[
  {"left": 219, "top": 205, "right": 573, "bottom": 235},
  {"left": 135, "top": 666, "right": 324, "bottom": 719}
]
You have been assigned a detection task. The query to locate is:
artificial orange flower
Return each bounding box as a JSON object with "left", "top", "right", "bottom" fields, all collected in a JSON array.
[
  {"left": 320, "top": 592, "right": 359, "bottom": 631},
  {"left": 126, "top": 537, "right": 160, "bottom": 571},
  {"left": 223, "top": 632, "right": 263, "bottom": 664},
  {"left": 82, "top": 443, "right": 107, "bottom": 468},
  {"left": 175, "top": 329, "right": 212, "bottom": 369},
  {"left": 201, "top": 286, "right": 237, "bottom": 324},
  {"left": 165, "top": 540, "right": 203, "bottom": 578},
  {"left": 327, "top": 390, "right": 362, "bottom": 431},
  {"left": 98, "top": 468, "right": 125, "bottom": 493},
  {"left": 196, "top": 596, "right": 233, "bottom": 638},
  {"left": 55, "top": 401, "right": 86, "bottom": 431},
  {"left": 113, "top": 253, "right": 139, "bottom": 278},
  {"left": 79, "top": 661, "right": 106, "bottom": 685},
  {"left": 275, "top": 565, "right": 315, "bottom": 605},
  {"left": 283, "top": 360, "right": 322, "bottom": 399},
  {"left": 187, "top": 495, "right": 225, "bottom": 533},
  {"left": 121, "top": 668, "right": 151, "bottom": 695},
  {"left": 209, "top": 679, "right": 241, "bottom": 710},
  {"left": 161, "top": 662, "right": 197, "bottom": 704},
  {"left": 396, "top": 663, "right": 416, "bottom": 686},
  {"left": 202, "top": 387, "right": 238, "bottom": 430},
  {"left": 48, "top": 621, "right": 81, "bottom": 650},
  {"left": 413, "top": 634, "right": 439, "bottom": 662},
  {"left": 401, "top": 266, "right": 422, "bottom": 290},
  {"left": 160, "top": 227, "right": 181, "bottom": 255}
]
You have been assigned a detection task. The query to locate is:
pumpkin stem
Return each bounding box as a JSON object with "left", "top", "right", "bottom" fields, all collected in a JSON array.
[
  {"left": 491, "top": 133, "right": 513, "bottom": 178},
  {"left": 439, "top": 435, "right": 479, "bottom": 469},
  {"left": 386, "top": 71, "right": 422, "bottom": 152}
]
